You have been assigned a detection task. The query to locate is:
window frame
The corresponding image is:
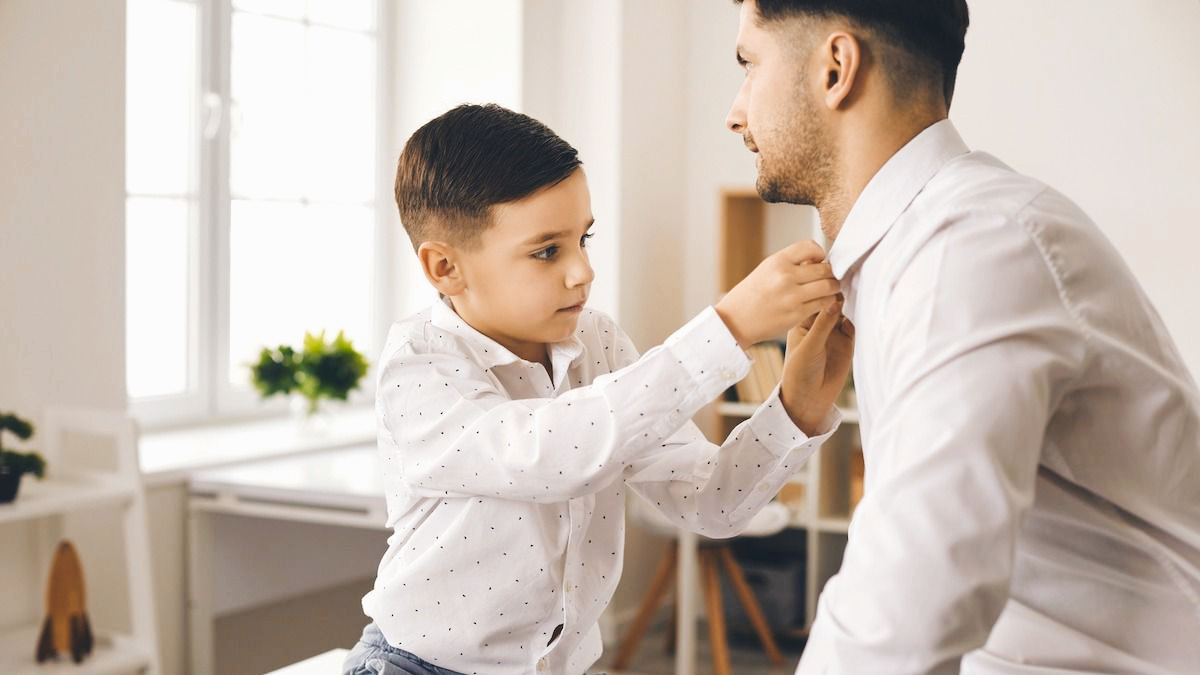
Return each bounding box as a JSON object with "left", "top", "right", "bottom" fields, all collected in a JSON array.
[{"left": 128, "top": 0, "right": 394, "bottom": 429}]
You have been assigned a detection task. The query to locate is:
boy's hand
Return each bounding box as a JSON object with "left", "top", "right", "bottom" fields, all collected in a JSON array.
[
  {"left": 714, "top": 240, "right": 840, "bottom": 348},
  {"left": 780, "top": 299, "right": 855, "bottom": 435}
]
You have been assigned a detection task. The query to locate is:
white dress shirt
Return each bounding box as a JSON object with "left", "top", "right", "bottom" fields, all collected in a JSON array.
[
  {"left": 802, "top": 119, "right": 1200, "bottom": 674},
  {"left": 364, "top": 299, "right": 837, "bottom": 675}
]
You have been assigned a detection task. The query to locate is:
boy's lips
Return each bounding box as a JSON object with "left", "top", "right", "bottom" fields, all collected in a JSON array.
[{"left": 558, "top": 300, "right": 586, "bottom": 313}]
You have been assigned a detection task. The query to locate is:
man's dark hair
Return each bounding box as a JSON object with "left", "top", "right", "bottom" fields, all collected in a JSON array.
[
  {"left": 736, "top": 0, "right": 970, "bottom": 107},
  {"left": 395, "top": 103, "right": 582, "bottom": 249}
]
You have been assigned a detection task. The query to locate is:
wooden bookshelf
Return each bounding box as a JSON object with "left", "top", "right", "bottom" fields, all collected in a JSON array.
[{"left": 712, "top": 187, "right": 859, "bottom": 634}]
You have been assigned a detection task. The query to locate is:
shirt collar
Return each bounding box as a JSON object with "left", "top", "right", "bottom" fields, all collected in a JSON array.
[
  {"left": 430, "top": 296, "right": 586, "bottom": 377},
  {"left": 827, "top": 119, "right": 970, "bottom": 279}
]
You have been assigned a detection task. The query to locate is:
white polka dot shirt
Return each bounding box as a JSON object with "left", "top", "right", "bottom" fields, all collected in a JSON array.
[{"left": 362, "top": 298, "right": 839, "bottom": 674}]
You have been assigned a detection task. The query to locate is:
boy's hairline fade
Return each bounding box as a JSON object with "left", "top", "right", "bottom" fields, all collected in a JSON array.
[{"left": 394, "top": 103, "right": 583, "bottom": 252}]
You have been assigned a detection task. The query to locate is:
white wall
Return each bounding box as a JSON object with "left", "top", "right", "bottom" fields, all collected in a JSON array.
[
  {"left": 0, "top": 0, "right": 128, "bottom": 637},
  {"left": 681, "top": 0, "right": 1200, "bottom": 380},
  {"left": 388, "top": 0, "right": 525, "bottom": 320},
  {"left": 521, "top": 0, "right": 624, "bottom": 327},
  {"left": 952, "top": 0, "right": 1200, "bottom": 376},
  {"left": 0, "top": 0, "right": 127, "bottom": 417}
]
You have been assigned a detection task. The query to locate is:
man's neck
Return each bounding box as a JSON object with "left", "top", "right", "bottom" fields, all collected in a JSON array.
[{"left": 820, "top": 112, "right": 946, "bottom": 243}]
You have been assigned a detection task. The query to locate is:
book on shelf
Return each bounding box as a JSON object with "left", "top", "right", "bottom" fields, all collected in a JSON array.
[{"left": 733, "top": 341, "right": 785, "bottom": 404}]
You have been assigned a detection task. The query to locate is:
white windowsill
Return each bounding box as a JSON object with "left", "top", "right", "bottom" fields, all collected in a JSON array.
[{"left": 138, "top": 405, "right": 376, "bottom": 486}]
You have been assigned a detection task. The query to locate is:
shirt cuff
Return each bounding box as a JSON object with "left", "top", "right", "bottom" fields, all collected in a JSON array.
[
  {"left": 664, "top": 305, "right": 752, "bottom": 392},
  {"left": 749, "top": 384, "right": 843, "bottom": 456}
]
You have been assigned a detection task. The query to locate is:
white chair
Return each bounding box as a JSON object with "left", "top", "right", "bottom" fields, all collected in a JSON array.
[{"left": 611, "top": 498, "right": 791, "bottom": 675}]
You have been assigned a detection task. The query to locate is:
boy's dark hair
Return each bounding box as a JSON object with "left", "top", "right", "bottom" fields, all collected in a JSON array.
[
  {"left": 735, "top": 0, "right": 970, "bottom": 107},
  {"left": 394, "top": 103, "right": 582, "bottom": 249}
]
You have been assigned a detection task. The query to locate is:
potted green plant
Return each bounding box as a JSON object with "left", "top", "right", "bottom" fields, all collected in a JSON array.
[
  {"left": 0, "top": 411, "right": 47, "bottom": 504},
  {"left": 249, "top": 329, "right": 369, "bottom": 416}
]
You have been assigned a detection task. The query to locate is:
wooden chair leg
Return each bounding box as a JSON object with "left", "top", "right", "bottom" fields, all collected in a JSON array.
[
  {"left": 700, "top": 548, "right": 731, "bottom": 675},
  {"left": 716, "top": 546, "right": 785, "bottom": 665},
  {"left": 611, "top": 543, "right": 678, "bottom": 670},
  {"left": 664, "top": 586, "right": 677, "bottom": 655}
]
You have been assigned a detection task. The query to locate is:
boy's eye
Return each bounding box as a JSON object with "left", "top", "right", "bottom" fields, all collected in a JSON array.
[{"left": 532, "top": 245, "right": 559, "bottom": 261}]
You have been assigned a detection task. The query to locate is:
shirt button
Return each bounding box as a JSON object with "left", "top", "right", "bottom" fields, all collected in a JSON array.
[
  {"left": 757, "top": 483, "right": 770, "bottom": 493},
  {"left": 719, "top": 369, "right": 735, "bottom": 380},
  {"left": 537, "top": 657, "right": 548, "bottom": 670}
]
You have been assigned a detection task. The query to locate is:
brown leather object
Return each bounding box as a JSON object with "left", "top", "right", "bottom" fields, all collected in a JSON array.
[{"left": 35, "top": 540, "right": 94, "bottom": 663}]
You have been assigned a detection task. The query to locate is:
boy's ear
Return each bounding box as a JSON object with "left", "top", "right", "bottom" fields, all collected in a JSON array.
[{"left": 417, "top": 241, "right": 466, "bottom": 296}]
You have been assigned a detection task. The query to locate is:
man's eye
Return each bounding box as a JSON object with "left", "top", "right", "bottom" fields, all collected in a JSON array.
[
  {"left": 580, "top": 232, "right": 594, "bottom": 248},
  {"left": 533, "top": 245, "right": 559, "bottom": 261}
]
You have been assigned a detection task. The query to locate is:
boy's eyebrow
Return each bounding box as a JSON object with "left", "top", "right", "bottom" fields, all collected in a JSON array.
[{"left": 523, "top": 218, "right": 595, "bottom": 246}]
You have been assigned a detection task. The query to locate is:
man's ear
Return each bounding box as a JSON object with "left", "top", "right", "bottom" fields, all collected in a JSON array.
[
  {"left": 417, "top": 241, "right": 466, "bottom": 296},
  {"left": 820, "top": 31, "right": 862, "bottom": 110}
]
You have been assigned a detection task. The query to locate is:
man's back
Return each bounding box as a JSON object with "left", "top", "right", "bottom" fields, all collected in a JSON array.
[{"left": 818, "top": 120, "right": 1200, "bottom": 673}]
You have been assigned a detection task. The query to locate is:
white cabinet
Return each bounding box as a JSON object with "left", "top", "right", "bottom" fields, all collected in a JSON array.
[
  {"left": 0, "top": 407, "right": 161, "bottom": 675},
  {"left": 712, "top": 188, "right": 863, "bottom": 636}
]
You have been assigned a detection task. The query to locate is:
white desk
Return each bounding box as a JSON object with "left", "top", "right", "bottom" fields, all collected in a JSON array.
[
  {"left": 264, "top": 647, "right": 350, "bottom": 674},
  {"left": 187, "top": 445, "right": 386, "bottom": 675},
  {"left": 186, "top": 444, "right": 705, "bottom": 675}
]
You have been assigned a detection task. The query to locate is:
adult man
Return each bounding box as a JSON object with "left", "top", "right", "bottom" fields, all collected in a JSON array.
[{"left": 726, "top": 0, "right": 1200, "bottom": 672}]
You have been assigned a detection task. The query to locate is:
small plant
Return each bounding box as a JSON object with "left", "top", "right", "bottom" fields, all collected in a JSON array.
[
  {"left": 0, "top": 411, "right": 47, "bottom": 479},
  {"left": 250, "top": 330, "right": 369, "bottom": 415}
]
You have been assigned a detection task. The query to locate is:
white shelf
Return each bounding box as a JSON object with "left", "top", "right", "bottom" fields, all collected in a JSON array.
[
  {"left": 0, "top": 473, "right": 135, "bottom": 526},
  {"left": 2, "top": 407, "right": 162, "bottom": 675},
  {"left": 714, "top": 400, "right": 761, "bottom": 417},
  {"left": 815, "top": 517, "right": 851, "bottom": 534},
  {"left": 715, "top": 400, "right": 859, "bottom": 424},
  {"left": 0, "top": 624, "right": 153, "bottom": 675}
]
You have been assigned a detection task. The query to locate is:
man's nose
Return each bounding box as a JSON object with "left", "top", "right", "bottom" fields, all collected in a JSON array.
[{"left": 726, "top": 83, "right": 748, "bottom": 133}]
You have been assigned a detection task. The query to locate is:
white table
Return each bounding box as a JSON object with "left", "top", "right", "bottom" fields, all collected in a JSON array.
[
  {"left": 264, "top": 647, "right": 351, "bottom": 674},
  {"left": 185, "top": 444, "right": 706, "bottom": 675},
  {"left": 187, "top": 445, "right": 386, "bottom": 675}
]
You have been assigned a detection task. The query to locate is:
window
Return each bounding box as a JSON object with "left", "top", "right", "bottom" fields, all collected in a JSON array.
[{"left": 126, "top": 0, "right": 388, "bottom": 427}]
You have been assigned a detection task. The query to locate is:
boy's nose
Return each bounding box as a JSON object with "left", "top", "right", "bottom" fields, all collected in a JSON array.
[{"left": 567, "top": 253, "right": 594, "bottom": 288}]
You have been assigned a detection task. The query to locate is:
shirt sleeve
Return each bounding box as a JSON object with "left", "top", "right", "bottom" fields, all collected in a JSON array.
[
  {"left": 622, "top": 388, "right": 839, "bottom": 539},
  {"left": 799, "top": 212, "right": 1084, "bottom": 673},
  {"left": 597, "top": 310, "right": 841, "bottom": 539},
  {"left": 377, "top": 307, "right": 755, "bottom": 502}
]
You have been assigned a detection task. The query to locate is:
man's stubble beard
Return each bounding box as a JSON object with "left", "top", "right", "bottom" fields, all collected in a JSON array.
[{"left": 753, "top": 99, "right": 836, "bottom": 210}]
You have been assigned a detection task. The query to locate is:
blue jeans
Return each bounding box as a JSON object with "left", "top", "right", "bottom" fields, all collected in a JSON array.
[{"left": 342, "top": 623, "right": 467, "bottom": 675}]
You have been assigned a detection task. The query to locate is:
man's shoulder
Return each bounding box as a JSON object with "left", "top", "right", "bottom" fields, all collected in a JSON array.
[{"left": 930, "top": 150, "right": 1050, "bottom": 210}]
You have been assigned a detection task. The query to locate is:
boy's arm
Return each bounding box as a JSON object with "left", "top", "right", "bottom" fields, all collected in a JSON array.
[
  {"left": 378, "top": 307, "right": 753, "bottom": 502},
  {"left": 380, "top": 240, "right": 843, "bottom": 502},
  {"left": 620, "top": 294, "right": 851, "bottom": 538},
  {"left": 619, "top": 303, "right": 850, "bottom": 538},
  {"left": 623, "top": 395, "right": 838, "bottom": 539}
]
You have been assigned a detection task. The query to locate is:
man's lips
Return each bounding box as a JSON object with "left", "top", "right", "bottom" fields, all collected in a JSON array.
[{"left": 558, "top": 302, "right": 586, "bottom": 313}]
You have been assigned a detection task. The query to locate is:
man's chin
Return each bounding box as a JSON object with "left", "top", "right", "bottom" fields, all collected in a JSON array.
[
  {"left": 756, "top": 175, "right": 786, "bottom": 203},
  {"left": 757, "top": 175, "right": 814, "bottom": 207}
]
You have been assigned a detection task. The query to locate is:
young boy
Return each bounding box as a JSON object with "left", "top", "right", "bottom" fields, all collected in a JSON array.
[{"left": 343, "top": 103, "right": 853, "bottom": 675}]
